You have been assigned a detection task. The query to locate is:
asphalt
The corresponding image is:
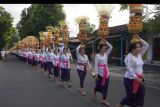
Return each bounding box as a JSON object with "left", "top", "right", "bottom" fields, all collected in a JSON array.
[{"left": 0, "top": 55, "right": 160, "bottom": 107}]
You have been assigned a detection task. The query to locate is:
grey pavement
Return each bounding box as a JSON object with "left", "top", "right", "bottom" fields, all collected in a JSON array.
[{"left": 0, "top": 55, "right": 160, "bottom": 107}]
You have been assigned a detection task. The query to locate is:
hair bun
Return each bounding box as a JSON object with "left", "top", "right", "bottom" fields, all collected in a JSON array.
[
  {"left": 80, "top": 44, "right": 85, "bottom": 48},
  {"left": 63, "top": 46, "right": 68, "bottom": 49},
  {"left": 99, "top": 39, "right": 107, "bottom": 45}
]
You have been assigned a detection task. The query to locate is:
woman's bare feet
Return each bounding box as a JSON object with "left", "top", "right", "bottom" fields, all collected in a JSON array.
[
  {"left": 81, "top": 90, "right": 85, "bottom": 96},
  {"left": 116, "top": 104, "right": 123, "bottom": 107},
  {"left": 44, "top": 71, "right": 48, "bottom": 76},
  {"left": 101, "top": 100, "right": 111, "bottom": 106},
  {"left": 78, "top": 88, "right": 85, "bottom": 95},
  {"left": 91, "top": 94, "right": 96, "bottom": 101},
  {"left": 62, "top": 82, "right": 67, "bottom": 87},
  {"left": 51, "top": 76, "right": 55, "bottom": 80},
  {"left": 68, "top": 82, "right": 72, "bottom": 88}
]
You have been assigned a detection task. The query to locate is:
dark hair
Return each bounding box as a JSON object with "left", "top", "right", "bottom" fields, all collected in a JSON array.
[
  {"left": 79, "top": 47, "right": 85, "bottom": 53},
  {"left": 128, "top": 42, "right": 142, "bottom": 53},
  {"left": 54, "top": 48, "right": 59, "bottom": 53},
  {"left": 48, "top": 47, "right": 51, "bottom": 51},
  {"left": 63, "top": 46, "right": 68, "bottom": 51},
  {"left": 97, "top": 44, "right": 107, "bottom": 53}
]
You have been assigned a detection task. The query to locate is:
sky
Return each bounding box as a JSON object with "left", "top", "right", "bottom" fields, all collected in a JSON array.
[{"left": 0, "top": 4, "right": 130, "bottom": 37}]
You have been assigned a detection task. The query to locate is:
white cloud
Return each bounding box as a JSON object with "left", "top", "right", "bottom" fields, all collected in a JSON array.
[
  {"left": 0, "top": 4, "right": 31, "bottom": 26},
  {"left": 0, "top": 4, "right": 129, "bottom": 37},
  {"left": 63, "top": 4, "right": 99, "bottom": 37},
  {"left": 63, "top": 4, "right": 129, "bottom": 37}
]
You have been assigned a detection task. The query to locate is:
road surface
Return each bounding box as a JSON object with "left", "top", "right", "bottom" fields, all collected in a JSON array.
[{"left": 0, "top": 55, "right": 160, "bottom": 107}]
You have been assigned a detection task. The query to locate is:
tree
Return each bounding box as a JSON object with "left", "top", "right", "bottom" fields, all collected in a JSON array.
[
  {"left": 0, "top": 6, "right": 13, "bottom": 50},
  {"left": 119, "top": 4, "right": 160, "bottom": 33},
  {"left": 16, "top": 7, "right": 32, "bottom": 39},
  {"left": 86, "top": 24, "right": 96, "bottom": 37},
  {"left": 142, "top": 4, "right": 160, "bottom": 33},
  {"left": 119, "top": 4, "right": 149, "bottom": 20},
  {"left": 119, "top": 4, "right": 129, "bottom": 11},
  {"left": 6, "top": 27, "right": 20, "bottom": 49},
  {"left": 17, "top": 4, "right": 66, "bottom": 39}
]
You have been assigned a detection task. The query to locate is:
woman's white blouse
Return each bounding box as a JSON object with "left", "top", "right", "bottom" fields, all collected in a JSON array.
[
  {"left": 25, "top": 52, "right": 28, "bottom": 58},
  {"left": 60, "top": 53, "right": 71, "bottom": 69},
  {"left": 33, "top": 52, "right": 37, "bottom": 60},
  {"left": 124, "top": 39, "right": 149, "bottom": 79},
  {"left": 76, "top": 44, "right": 91, "bottom": 71},
  {"left": 52, "top": 53, "right": 60, "bottom": 66},
  {"left": 95, "top": 41, "right": 113, "bottom": 77},
  {"left": 42, "top": 52, "right": 47, "bottom": 62},
  {"left": 39, "top": 53, "right": 43, "bottom": 61},
  {"left": 28, "top": 51, "right": 33, "bottom": 59},
  {"left": 46, "top": 52, "right": 54, "bottom": 62},
  {"left": 36, "top": 53, "right": 39, "bottom": 61}
]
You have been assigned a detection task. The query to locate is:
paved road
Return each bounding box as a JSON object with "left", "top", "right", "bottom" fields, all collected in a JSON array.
[{"left": 0, "top": 55, "right": 160, "bottom": 107}]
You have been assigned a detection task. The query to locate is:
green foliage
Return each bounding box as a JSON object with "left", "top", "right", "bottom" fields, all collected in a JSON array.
[
  {"left": 17, "top": 4, "right": 66, "bottom": 39},
  {"left": 5, "top": 27, "right": 20, "bottom": 49},
  {"left": 119, "top": 4, "right": 160, "bottom": 33},
  {"left": 0, "top": 6, "right": 13, "bottom": 50},
  {"left": 119, "top": 4, "right": 129, "bottom": 11},
  {"left": 142, "top": 4, "right": 160, "bottom": 33},
  {"left": 86, "top": 24, "right": 96, "bottom": 37},
  {"left": 143, "top": 14, "right": 160, "bottom": 33}
]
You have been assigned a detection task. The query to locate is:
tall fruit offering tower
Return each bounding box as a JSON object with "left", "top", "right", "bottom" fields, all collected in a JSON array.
[
  {"left": 75, "top": 16, "right": 89, "bottom": 48},
  {"left": 59, "top": 21, "right": 70, "bottom": 46},
  {"left": 94, "top": 4, "right": 115, "bottom": 45},
  {"left": 128, "top": 4, "right": 144, "bottom": 43}
]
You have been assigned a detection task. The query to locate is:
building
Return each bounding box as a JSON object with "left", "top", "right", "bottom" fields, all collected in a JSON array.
[{"left": 68, "top": 24, "right": 159, "bottom": 66}]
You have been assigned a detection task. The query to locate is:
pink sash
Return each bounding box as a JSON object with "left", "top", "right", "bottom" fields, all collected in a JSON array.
[
  {"left": 24, "top": 54, "right": 26, "bottom": 58},
  {"left": 39, "top": 56, "right": 43, "bottom": 61},
  {"left": 132, "top": 73, "right": 144, "bottom": 94},
  {"left": 78, "top": 62, "right": 87, "bottom": 71},
  {"left": 54, "top": 59, "right": 60, "bottom": 67},
  {"left": 33, "top": 54, "right": 37, "bottom": 60},
  {"left": 25, "top": 54, "right": 28, "bottom": 58},
  {"left": 42, "top": 56, "right": 46, "bottom": 62},
  {"left": 98, "top": 64, "right": 109, "bottom": 86},
  {"left": 29, "top": 55, "right": 32, "bottom": 59},
  {"left": 48, "top": 57, "right": 52, "bottom": 62},
  {"left": 61, "top": 60, "right": 69, "bottom": 68},
  {"left": 34, "top": 55, "right": 37, "bottom": 60}
]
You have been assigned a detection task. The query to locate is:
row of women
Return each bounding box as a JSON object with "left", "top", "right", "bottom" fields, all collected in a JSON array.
[
  {"left": 15, "top": 46, "right": 73, "bottom": 87},
  {"left": 13, "top": 35, "right": 149, "bottom": 107}
]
